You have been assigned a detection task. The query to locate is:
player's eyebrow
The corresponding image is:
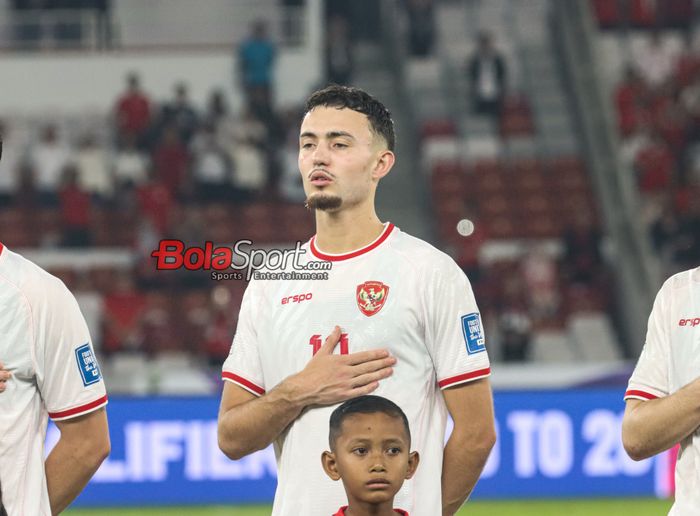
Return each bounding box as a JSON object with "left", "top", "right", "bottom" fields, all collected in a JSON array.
[{"left": 299, "top": 131, "right": 356, "bottom": 141}]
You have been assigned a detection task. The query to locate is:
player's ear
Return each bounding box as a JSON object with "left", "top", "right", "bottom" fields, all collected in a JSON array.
[
  {"left": 371, "top": 149, "right": 394, "bottom": 182},
  {"left": 321, "top": 450, "right": 341, "bottom": 481},
  {"left": 405, "top": 451, "right": 420, "bottom": 480}
]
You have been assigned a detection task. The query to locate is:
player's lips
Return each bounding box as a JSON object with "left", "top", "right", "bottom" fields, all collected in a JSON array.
[
  {"left": 309, "top": 169, "right": 333, "bottom": 186},
  {"left": 365, "top": 478, "right": 391, "bottom": 489}
]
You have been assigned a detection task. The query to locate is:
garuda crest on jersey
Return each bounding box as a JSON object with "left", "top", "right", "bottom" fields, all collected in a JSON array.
[{"left": 356, "top": 281, "right": 390, "bottom": 317}]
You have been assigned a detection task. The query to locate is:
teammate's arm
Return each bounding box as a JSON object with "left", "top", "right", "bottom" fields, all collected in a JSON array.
[
  {"left": 441, "top": 378, "right": 496, "bottom": 516},
  {"left": 622, "top": 377, "right": 700, "bottom": 461},
  {"left": 45, "top": 408, "right": 110, "bottom": 515},
  {"left": 218, "top": 326, "right": 395, "bottom": 459}
]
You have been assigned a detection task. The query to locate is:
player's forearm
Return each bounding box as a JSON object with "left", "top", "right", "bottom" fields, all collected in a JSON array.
[
  {"left": 218, "top": 379, "right": 309, "bottom": 460},
  {"left": 441, "top": 427, "right": 495, "bottom": 516},
  {"left": 45, "top": 428, "right": 110, "bottom": 514},
  {"left": 622, "top": 380, "right": 700, "bottom": 461}
]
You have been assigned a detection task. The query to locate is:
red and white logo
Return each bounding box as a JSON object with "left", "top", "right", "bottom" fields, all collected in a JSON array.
[
  {"left": 356, "top": 281, "right": 390, "bottom": 317},
  {"left": 678, "top": 317, "right": 700, "bottom": 327}
]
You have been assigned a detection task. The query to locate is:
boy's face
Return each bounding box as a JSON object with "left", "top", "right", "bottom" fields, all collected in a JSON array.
[{"left": 322, "top": 412, "right": 419, "bottom": 506}]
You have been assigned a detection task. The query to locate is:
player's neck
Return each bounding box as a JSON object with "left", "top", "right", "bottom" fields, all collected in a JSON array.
[
  {"left": 314, "top": 209, "right": 386, "bottom": 255},
  {"left": 344, "top": 499, "right": 398, "bottom": 516}
]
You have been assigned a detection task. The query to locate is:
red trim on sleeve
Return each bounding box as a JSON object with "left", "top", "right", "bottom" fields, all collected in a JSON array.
[
  {"left": 222, "top": 372, "right": 265, "bottom": 396},
  {"left": 439, "top": 367, "right": 491, "bottom": 389},
  {"left": 624, "top": 389, "right": 658, "bottom": 400},
  {"left": 49, "top": 394, "right": 108, "bottom": 420},
  {"left": 0, "top": 242, "right": 4, "bottom": 256},
  {"left": 310, "top": 223, "right": 395, "bottom": 261}
]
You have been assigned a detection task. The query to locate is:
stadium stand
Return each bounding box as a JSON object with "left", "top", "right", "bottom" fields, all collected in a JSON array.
[{"left": 590, "top": 0, "right": 700, "bottom": 277}]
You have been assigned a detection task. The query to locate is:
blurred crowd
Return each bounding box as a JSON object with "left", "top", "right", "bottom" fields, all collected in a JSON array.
[{"left": 612, "top": 32, "right": 700, "bottom": 272}]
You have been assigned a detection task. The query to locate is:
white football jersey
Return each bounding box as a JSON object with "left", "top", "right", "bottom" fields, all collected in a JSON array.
[
  {"left": 625, "top": 267, "right": 700, "bottom": 515},
  {"left": 0, "top": 244, "right": 108, "bottom": 516},
  {"left": 223, "top": 223, "right": 491, "bottom": 516}
]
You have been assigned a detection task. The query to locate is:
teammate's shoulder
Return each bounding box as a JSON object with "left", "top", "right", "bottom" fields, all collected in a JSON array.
[{"left": 0, "top": 247, "right": 74, "bottom": 304}]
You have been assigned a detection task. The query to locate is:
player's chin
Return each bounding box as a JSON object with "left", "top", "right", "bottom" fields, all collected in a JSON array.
[{"left": 305, "top": 192, "right": 342, "bottom": 211}]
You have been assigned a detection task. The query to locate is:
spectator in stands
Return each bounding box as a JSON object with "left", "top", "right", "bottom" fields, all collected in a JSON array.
[
  {"left": 405, "top": 0, "right": 436, "bottom": 57},
  {"left": 629, "top": 0, "right": 658, "bottom": 27},
  {"left": 653, "top": 88, "right": 688, "bottom": 156},
  {"left": 102, "top": 271, "right": 147, "bottom": 355},
  {"left": 159, "top": 83, "right": 199, "bottom": 145},
  {"left": 675, "top": 33, "right": 700, "bottom": 89},
  {"left": 521, "top": 244, "right": 560, "bottom": 321},
  {"left": 650, "top": 199, "right": 681, "bottom": 261},
  {"left": 635, "top": 131, "right": 675, "bottom": 193},
  {"left": 496, "top": 273, "right": 532, "bottom": 362},
  {"left": 632, "top": 31, "right": 679, "bottom": 90},
  {"left": 673, "top": 196, "right": 700, "bottom": 269},
  {"left": 466, "top": 31, "right": 507, "bottom": 117},
  {"left": 279, "top": 122, "right": 306, "bottom": 203},
  {"left": 114, "top": 72, "right": 151, "bottom": 148},
  {"left": 562, "top": 213, "right": 603, "bottom": 287},
  {"left": 229, "top": 108, "right": 268, "bottom": 200},
  {"left": 112, "top": 134, "right": 149, "bottom": 189},
  {"left": 681, "top": 71, "right": 700, "bottom": 142},
  {"left": 615, "top": 66, "right": 650, "bottom": 137},
  {"left": 190, "top": 123, "right": 233, "bottom": 201},
  {"left": 29, "top": 124, "right": 72, "bottom": 206},
  {"left": 0, "top": 119, "right": 22, "bottom": 204},
  {"left": 136, "top": 168, "right": 173, "bottom": 236},
  {"left": 200, "top": 286, "right": 235, "bottom": 367},
  {"left": 238, "top": 20, "right": 276, "bottom": 110},
  {"left": 139, "top": 294, "right": 181, "bottom": 356},
  {"left": 205, "top": 89, "right": 231, "bottom": 129},
  {"left": 152, "top": 125, "right": 189, "bottom": 197},
  {"left": 75, "top": 134, "right": 112, "bottom": 202},
  {"left": 325, "top": 14, "right": 354, "bottom": 85},
  {"left": 58, "top": 164, "right": 92, "bottom": 247},
  {"left": 620, "top": 122, "right": 652, "bottom": 170}
]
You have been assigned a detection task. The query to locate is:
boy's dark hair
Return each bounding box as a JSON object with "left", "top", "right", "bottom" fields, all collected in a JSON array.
[
  {"left": 304, "top": 85, "right": 395, "bottom": 151},
  {"left": 329, "top": 395, "right": 410, "bottom": 449}
]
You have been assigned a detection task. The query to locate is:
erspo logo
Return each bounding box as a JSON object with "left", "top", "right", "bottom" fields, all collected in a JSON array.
[
  {"left": 281, "top": 293, "right": 313, "bottom": 305},
  {"left": 678, "top": 317, "right": 700, "bottom": 327}
]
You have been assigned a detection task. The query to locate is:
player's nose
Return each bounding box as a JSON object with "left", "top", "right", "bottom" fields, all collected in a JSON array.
[{"left": 311, "top": 142, "right": 331, "bottom": 165}]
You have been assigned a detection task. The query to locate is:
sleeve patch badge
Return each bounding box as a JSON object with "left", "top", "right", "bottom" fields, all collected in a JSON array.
[
  {"left": 461, "top": 313, "right": 486, "bottom": 354},
  {"left": 75, "top": 343, "right": 102, "bottom": 386}
]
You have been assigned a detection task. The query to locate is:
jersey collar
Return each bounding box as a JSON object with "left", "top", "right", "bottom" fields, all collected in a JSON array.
[
  {"left": 309, "top": 223, "right": 395, "bottom": 262},
  {"left": 0, "top": 242, "right": 4, "bottom": 257}
]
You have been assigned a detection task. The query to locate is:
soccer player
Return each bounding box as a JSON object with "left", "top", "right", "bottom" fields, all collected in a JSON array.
[
  {"left": 322, "top": 395, "right": 419, "bottom": 516},
  {"left": 622, "top": 266, "right": 700, "bottom": 514},
  {"left": 218, "top": 85, "right": 496, "bottom": 515},
  {"left": 0, "top": 136, "right": 110, "bottom": 516}
]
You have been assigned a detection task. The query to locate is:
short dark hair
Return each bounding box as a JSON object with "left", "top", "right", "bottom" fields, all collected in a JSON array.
[
  {"left": 304, "top": 85, "right": 395, "bottom": 151},
  {"left": 329, "top": 395, "right": 410, "bottom": 449}
]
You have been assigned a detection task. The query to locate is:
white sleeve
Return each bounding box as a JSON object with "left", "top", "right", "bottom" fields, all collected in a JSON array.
[
  {"left": 222, "top": 280, "right": 266, "bottom": 396},
  {"left": 625, "top": 280, "right": 670, "bottom": 401},
  {"left": 34, "top": 277, "right": 108, "bottom": 421},
  {"left": 424, "top": 256, "right": 491, "bottom": 390}
]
